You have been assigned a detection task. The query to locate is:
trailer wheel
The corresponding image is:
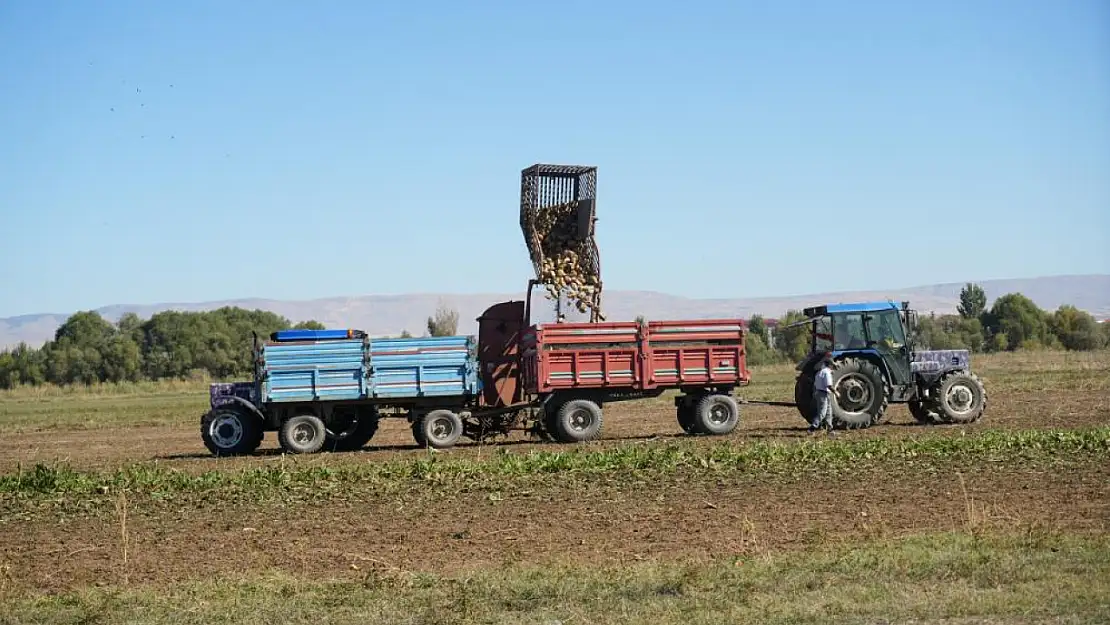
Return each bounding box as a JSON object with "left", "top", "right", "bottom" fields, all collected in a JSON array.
[
  {"left": 326, "top": 406, "right": 380, "bottom": 452},
  {"left": 676, "top": 404, "right": 697, "bottom": 434},
  {"left": 691, "top": 394, "right": 740, "bottom": 435},
  {"left": 201, "top": 407, "right": 263, "bottom": 456},
  {"left": 279, "top": 414, "right": 327, "bottom": 454},
  {"left": 551, "top": 399, "right": 603, "bottom": 443},
  {"left": 933, "top": 371, "right": 987, "bottom": 424},
  {"left": 414, "top": 410, "right": 463, "bottom": 449}
]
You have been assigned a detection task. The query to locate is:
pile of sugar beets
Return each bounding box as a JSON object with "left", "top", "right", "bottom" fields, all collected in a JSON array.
[{"left": 532, "top": 200, "right": 604, "bottom": 320}]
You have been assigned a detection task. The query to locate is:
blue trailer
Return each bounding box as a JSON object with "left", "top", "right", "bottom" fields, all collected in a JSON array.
[{"left": 201, "top": 329, "right": 484, "bottom": 455}]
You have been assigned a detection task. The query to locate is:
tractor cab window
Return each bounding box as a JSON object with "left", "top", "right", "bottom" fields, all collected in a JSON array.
[
  {"left": 867, "top": 310, "right": 907, "bottom": 350},
  {"left": 832, "top": 314, "right": 867, "bottom": 350},
  {"left": 814, "top": 317, "right": 833, "bottom": 352}
]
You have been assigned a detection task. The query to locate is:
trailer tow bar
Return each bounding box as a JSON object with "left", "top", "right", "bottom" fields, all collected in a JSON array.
[{"left": 736, "top": 399, "right": 798, "bottom": 408}]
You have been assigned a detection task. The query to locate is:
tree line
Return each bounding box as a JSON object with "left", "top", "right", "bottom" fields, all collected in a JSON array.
[
  {"left": 0, "top": 302, "right": 466, "bottom": 390},
  {"left": 0, "top": 307, "right": 328, "bottom": 389},
  {"left": 1, "top": 284, "right": 1106, "bottom": 389},
  {"left": 742, "top": 283, "right": 1109, "bottom": 366}
]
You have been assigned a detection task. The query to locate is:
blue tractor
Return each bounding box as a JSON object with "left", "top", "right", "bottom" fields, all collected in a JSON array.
[{"left": 790, "top": 301, "right": 987, "bottom": 429}]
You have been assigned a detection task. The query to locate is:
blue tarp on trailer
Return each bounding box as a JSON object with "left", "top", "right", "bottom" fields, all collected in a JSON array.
[{"left": 270, "top": 329, "right": 362, "bottom": 342}]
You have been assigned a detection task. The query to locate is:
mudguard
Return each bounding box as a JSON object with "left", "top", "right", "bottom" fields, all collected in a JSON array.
[{"left": 208, "top": 382, "right": 263, "bottom": 419}]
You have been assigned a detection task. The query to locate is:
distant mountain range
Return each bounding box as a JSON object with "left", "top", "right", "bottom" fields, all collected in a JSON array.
[{"left": 2, "top": 274, "right": 1107, "bottom": 349}]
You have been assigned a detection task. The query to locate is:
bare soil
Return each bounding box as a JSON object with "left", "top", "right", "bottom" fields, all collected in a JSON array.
[
  {"left": 2, "top": 388, "right": 1106, "bottom": 473},
  {"left": 1, "top": 453, "right": 1107, "bottom": 595}
]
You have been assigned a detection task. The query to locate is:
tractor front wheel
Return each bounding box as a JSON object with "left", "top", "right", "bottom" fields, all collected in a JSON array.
[
  {"left": 201, "top": 407, "right": 264, "bottom": 456},
  {"left": 933, "top": 371, "right": 987, "bottom": 424}
]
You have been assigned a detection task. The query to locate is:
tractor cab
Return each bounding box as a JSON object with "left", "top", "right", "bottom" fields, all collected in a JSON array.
[{"left": 800, "top": 301, "right": 917, "bottom": 391}]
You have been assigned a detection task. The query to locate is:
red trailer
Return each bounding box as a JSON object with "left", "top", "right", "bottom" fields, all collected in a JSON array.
[{"left": 469, "top": 283, "right": 752, "bottom": 443}]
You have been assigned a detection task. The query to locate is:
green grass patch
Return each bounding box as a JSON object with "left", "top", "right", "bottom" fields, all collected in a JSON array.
[
  {"left": 0, "top": 390, "right": 208, "bottom": 433},
  {"left": 3, "top": 530, "right": 1108, "bottom": 624},
  {"left": 3, "top": 427, "right": 1106, "bottom": 503}
]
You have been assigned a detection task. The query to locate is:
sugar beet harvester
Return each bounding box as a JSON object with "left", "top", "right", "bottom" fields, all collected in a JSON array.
[
  {"left": 200, "top": 298, "right": 752, "bottom": 456},
  {"left": 200, "top": 162, "right": 750, "bottom": 456}
]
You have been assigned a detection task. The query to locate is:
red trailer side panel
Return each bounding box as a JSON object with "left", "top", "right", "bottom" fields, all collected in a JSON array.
[
  {"left": 647, "top": 320, "right": 750, "bottom": 387},
  {"left": 521, "top": 319, "right": 749, "bottom": 395}
]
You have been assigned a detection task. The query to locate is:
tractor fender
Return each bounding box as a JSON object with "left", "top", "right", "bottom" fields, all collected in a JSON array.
[
  {"left": 837, "top": 350, "right": 893, "bottom": 384},
  {"left": 210, "top": 395, "right": 266, "bottom": 423},
  {"left": 795, "top": 352, "right": 823, "bottom": 374}
]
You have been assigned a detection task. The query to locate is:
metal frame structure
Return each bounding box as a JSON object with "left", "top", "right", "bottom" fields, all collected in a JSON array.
[{"left": 519, "top": 164, "right": 603, "bottom": 322}]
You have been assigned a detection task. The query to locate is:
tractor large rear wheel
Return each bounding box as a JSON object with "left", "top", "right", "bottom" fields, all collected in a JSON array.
[
  {"left": 794, "top": 374, "right": 816, "bottom": 424},
  {"left": 676, "top": 403, "right": 697, "bottom": 434},
  {"left": 829, "top": 358, "right": 889, "bottom": 429},
  {"left": 908, "top": 399, "right": 940, "bottom": 425}
]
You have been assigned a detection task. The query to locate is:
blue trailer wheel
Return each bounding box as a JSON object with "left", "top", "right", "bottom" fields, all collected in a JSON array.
[
  {"left": 413, "top": 410, "right": 463, "bottom": 449},
  {"left": 279, "top": 414, "right": 328, "bottom": 454}
]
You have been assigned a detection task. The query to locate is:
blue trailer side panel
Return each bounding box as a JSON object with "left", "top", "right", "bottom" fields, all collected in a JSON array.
[
  {"left": 259, "top": 335, "right": 479, "bottom": 403},
  {"left": 262, "top": 338, "right": 366, "bottom": 403},
  {"left": 368, "top": 336, "right": 478, "bottom": 398}
]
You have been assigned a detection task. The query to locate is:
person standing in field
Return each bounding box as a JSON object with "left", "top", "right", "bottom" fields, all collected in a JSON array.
[{"left": 810, "top": 353, "right": 836, "bottom": 436}]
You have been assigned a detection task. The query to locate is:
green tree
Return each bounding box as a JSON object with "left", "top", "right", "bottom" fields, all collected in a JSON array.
[
  {"left": 916, "top": 314, "right": 986, "bottom": 352},
  {"left": 101, "top": 334, "right": 143, "bottom": 382},
  {"left": 293, "top": 320, "right": 326, "bottom": 330},
  {"left": 774, "top": 310, "right": 811, "bottom": 362},
  {"left": 54, "top": 310, "right": 116, "bottom": 347},
  {"left": 957, "top": 283, "right": 987, "bottom": 319},
  {"left": 989, "top": 332, "right": 1008, "bottom": 352},
  {"left": 956, "top": 317, "right": 985, "bottom": 352},
  {"left": 745, "top": 330, "right": 781, "bottom": 366},
  {"left": 748, "top": 315, "right": 767, "bottom": 341},
  {"left": 427, "top": 302, "right": 459, "bottom": 337},
  {"left": 12, "top": 343, "right": 45, "bottom": 386},
  {"left": 1048, "top": 305, "right": 1105, "bottom": 351},
  {"left": 915, "top": 315, "right": 951, "bottom": 350},
  {"left": 0, "top": 350, "right": 16, "bottom": 389},
  {"left": 982, "top": 293, "right": 1049, "bottom": 351},
  {"left": 117, "top": 312, "right": 143, "bottom": 337},
  {"left": 399, "top": 330, "right": 413, "bottom": 338},
  {"left": 0, "top": 343, "right": 46, "bottom": 388}
]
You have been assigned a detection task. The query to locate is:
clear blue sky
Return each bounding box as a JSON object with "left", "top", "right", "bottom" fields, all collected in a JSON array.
[{"left": 1, "top": 0, "right": 1108, "bottom": 318}]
